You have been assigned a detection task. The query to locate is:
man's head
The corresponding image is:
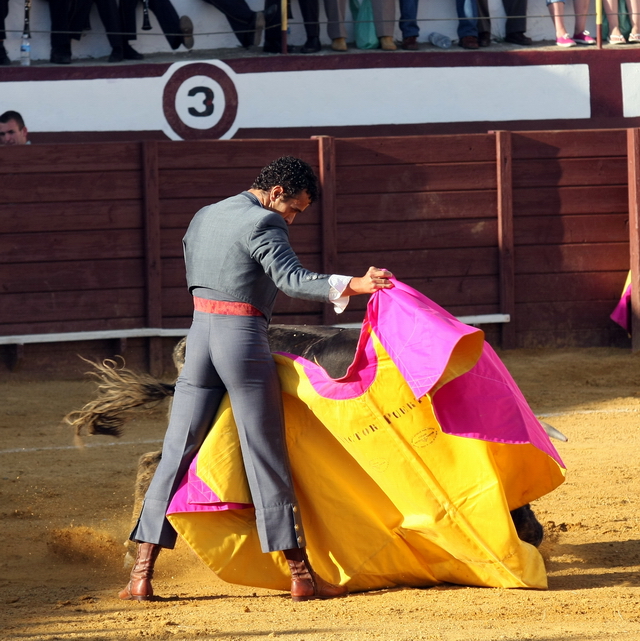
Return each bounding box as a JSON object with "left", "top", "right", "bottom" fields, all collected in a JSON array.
[
  {"left": 251, "top": 156, "right": 319, "bottom": 224},
  {"left": 0, "top": 111, "right": 28, "bottom": 146}
]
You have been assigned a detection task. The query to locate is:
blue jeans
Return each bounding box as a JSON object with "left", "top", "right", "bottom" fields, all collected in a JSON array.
[
  {"left": 457, "top": 0, "right": 478, "bottom": 38},
  {"left": 399, "top": 0, "right": 420, "bottom": 38}
]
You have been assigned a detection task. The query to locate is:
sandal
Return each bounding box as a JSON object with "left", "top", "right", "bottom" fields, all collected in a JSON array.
[
  {"left": 608, "top": 33, "right": 627, "bottom": 44},
  {"left": 629, "top": 33, "right": 640, "bottom": 43}
]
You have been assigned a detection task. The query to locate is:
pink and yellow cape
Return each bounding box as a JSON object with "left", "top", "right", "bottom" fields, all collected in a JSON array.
[{"left": 167, "top": 281, "right": 565, "bottom": 591}]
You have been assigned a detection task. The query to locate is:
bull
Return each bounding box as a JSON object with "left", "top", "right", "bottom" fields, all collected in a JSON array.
[{"left": 66, "top": 324, "right": 563, "bottom": 564}]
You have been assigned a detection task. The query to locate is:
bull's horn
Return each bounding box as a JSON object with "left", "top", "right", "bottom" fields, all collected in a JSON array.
[{"left": 539, "top": 420, "right": 568, "bottom": 442}]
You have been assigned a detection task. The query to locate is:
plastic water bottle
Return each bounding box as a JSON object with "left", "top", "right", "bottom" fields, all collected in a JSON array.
[
  {"left": 428, "top": 32, "right": 452, "bottom": 49},
  {"left": 20, "top": 34, "right": 30, "bottom": 66}
]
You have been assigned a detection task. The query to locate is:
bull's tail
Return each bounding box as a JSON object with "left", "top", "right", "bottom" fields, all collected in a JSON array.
[{"left": 64, "top": 357, "right": 176, "bottom": 438}]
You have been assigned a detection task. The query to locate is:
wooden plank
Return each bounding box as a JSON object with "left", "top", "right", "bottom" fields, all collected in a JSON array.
[
  {"left": 511, "top": 130, "right": 627, "bottom": 159},
  {"left": 0, "top": 201, "right": 142, "bottom": 234},
  {"left": 514, "top": 272, "right": 627, "bottom": 303},
  {"left": 157, "top": 139, "right": 319, "bottom": 170},
  {"left": 496, "top": 131, "right": 516, "bottom": 349},
  {"left": 337, "top": 191, "right": 497, "bottom": 222},
  {"left": 0, "top": 171, "right": 141, "bottom": 203},
  {"left": 335, "top": 134, "right": 495, "bottom": 166},
  {"left": 515, "top": 243, "right": 629, "bottom": 274},
  {"left": 0, "top": 142, "right": 141, "bottom": 173},
  {"left": 336, "top": 247, "right": 498, "bottom": 279},
  {"left": 0, "top": 230, "right": 144, "bottom": 264},
  {"left": 315, "top": 136, "right": 337, "bottom": 324},
  {"left": 514, "top": 300, "right": 624, "bottom": 332},
  {"left": 1, "top": 289, "right": 145, "bottom": 325},
  {"left": 514, "top": 214, "right": 629, "bottom": 245},
  {"left": 512, "top": 157, "right": 628, "bottom": 189},
  {"left": 628, "top": 128, "right": 640, "bottom": 351},
  {"left": 0, "top": 317, "right": 148, "bottom": 337},
  {"left": 337, "top": 219, "right": 498, "bottom": 252},
  {"left": 513, "top": 185, "right": 629, "bottom": 216},
  {"left": 142, "top": 141, "right": 163, "bottom": 376},
  {"left": 2, "top": 259, "right": 145, "bottom": 294},
  {"left": 337, "top": 163, "right": 496, "bottom": 194}
]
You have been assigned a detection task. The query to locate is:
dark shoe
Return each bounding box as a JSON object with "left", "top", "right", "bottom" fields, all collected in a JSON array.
[
  {"left": 458, "top": 35, "right": 479, "bottom": 49},
  {"left": 263, "top": 41, "right": 294, "bottom": 54},
  {"left": 0, "top": 45, "right": 10, "bottom": 66},
  {"left": 50, "top": 49, "right": 72, "bottom": 64},
  {"left": 119, "top": 542, "right": 161, "bottom": 601},
  {"left": 401, "top": 36, "right": 419, "bottom": 50},
  {"left": 283, "top": 548, "right": 348, "bottom": 602},
  {"left": 301, "top": 36, "right": 321, "bottom": 53},
  {"left": 504, "top": 31, "right": 532, "bottom": 46},
  {"left": 478, "top": 31, "right": 491, "bottom": 47},
  {"left": 180, "top": 15, "right": 194, "bottom": 49},
  {"left": 252, "top": 11, "right": 265, "bottom": 47},
  {"left": 109, "top": 47, "right": 124, "bottom": 63},
  {"left": 123, "top": 43, "right": 144, "bottom": 60}
]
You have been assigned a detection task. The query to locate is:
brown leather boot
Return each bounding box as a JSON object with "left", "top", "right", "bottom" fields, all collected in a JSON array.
[
  {"left": 283, "top": 548, "right": 348, "bottom": 602},
  {"left": 119, "top": 542, "right": 161, "bottom": 601}
]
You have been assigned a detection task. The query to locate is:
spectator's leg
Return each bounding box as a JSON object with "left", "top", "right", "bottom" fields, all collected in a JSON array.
[
  {"left": 547, "top": 0, "right": 570, "bottom": 39},
  {"left": 456, "top": 0, "right": 479, "bottom": 47},
  {"left": 94, "top": 0, "right": 126, "bottom": 52},
  {"left": 1, "top": 0, "right": 11, "bottom": 64},
  {"left": 201, "top": 0, "right": 257, "bottom": 47},
  {"left": 475, "top": 0, "right": 492, "bottom": 45},
  {"left": 48, "top": 0, "right": 72, "bottom": 63},
  {"left": 629, "top": 0, "right": 640, "bottom": 35},
  {"left": 601, "top": 0, "right": 623, "bottom": 39},
  {"left": 298, "top": 0, "right": 322, "bottom": 51},
  {"left": 324, "top": 0, "right": 347, "bottom": 40},
  {"left": 502, "top": 0, "right": 528, "bottom": 36},
  {"left": 148, "top": 0, "right": 183, "bottom": 49},
  {"left": 398, "top": 0, "right": 419, "bottom": 39}
]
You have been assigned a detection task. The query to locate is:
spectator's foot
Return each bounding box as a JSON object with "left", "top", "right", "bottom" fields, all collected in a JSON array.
[
  {"left": 379, "top": 36, "right": 397, "bottom": 51},
  {"left": 401, "top": 36, "right": 419, "bottom": 50},
  {"left": 180, "top": 15, "right": 194, "bottom": 49},
  {"left": 124, "top": 43, "right": 144, "bottom": 60},
  {"left": 0, "top": 44, "right": 11, "bottom": 66},
  {"left": 50, "top": 48, "right": 72, "bottom": 64},
  {"left": 608, "top": 33, "right": 627, "bottom": 45},
  {"left": 331, "top": 37, "right": 347, "bottom": 51},
  {"left": 629, "top": 33, "right": 640, "bottom": 43},
  {"left": 556, "top": 34, "right": 576, "bottom": 47},
  {"left": 458, "top": 36, "right": 479, "bottom": 50},
  {"left": 573, "top": 30, "right": 595, "bottom": 45},
  {"left": 504, "top": 31, "right": 532, "bottom": 46},
  {"left": 252, "top": 11, "right": 265, "bottom": 47},
  {"left": 478, "top": 31, "right": 491, "bottom": 47},
  {"left": 301, "top": 37, "right": 322, "bottom": 53},
  {"left": 263, "top": 41, "right": 294, "bottom": 54},
  {"left": 109, "top": 47, "right": 124, "bottom": 62}
]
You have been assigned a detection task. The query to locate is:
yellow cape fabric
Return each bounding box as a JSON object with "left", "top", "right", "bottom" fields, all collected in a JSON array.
[{"left": 168, "top": 331, "right": 565, "bottom": 592}]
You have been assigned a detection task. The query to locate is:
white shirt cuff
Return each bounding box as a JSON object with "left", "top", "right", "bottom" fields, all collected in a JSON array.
[{"left": 328, "top": 274, "right": 352, "bottom": 314}]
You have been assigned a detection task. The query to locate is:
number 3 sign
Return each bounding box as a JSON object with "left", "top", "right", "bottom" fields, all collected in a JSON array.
[{"left": 162, "top": 62, "right": 239, "bottom": 140}]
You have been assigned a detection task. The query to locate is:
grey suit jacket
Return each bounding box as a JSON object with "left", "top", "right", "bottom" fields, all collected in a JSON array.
[{"left": 183, "top": 191, "right": 331, "bottom": 321}]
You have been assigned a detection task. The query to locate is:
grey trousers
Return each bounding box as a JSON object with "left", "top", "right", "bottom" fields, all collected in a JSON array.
[{"left": 130, "top": 311, "right": 305, "bottom": 553}]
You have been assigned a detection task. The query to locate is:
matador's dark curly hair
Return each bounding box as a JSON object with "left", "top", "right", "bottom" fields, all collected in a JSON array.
[{"left": 251, "top": 156, "right": 320, "bottom": 203}]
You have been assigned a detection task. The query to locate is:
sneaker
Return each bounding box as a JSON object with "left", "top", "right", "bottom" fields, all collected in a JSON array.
[
  {"left": 556, "top": 34, "right": 576, "bottom": 47},
  {"left": 573, "top": 30, "right": 595, "bottom": 45}
]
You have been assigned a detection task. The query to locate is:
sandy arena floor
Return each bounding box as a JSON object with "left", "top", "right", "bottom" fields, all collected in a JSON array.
[{"left": 2, "top": 346, "right": 640, "bottom": 641}]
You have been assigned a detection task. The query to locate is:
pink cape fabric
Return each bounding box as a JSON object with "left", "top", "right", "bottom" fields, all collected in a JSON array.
[
  {"left": 167, "top": 279, "right": 563, "bottom": 517},
  {"left": 611, "top": 281, "right": 631, "bottom": 332}
]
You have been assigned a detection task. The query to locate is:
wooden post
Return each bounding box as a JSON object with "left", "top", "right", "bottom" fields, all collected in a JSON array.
[
  {"left": 313, "top": 135, "right": 337, "bottom": 326},
  {"left": 495, "top": 131, "right": 517, "bottom": 349},
  {"left": 142, "top": 141, "right": 163, "bottom": 376},
  {"left": 628, "top": 129, "right": 640, "bottom": 351}
]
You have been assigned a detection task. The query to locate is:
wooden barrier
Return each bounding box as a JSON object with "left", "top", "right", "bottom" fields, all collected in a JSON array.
[{"left": 0, "top": 130, "right": 632, "bottom": 377}]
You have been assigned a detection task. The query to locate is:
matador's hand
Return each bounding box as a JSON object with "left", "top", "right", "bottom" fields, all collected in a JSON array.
[{"left": 344, "top": 266, "right": 395, "bottom": 296}]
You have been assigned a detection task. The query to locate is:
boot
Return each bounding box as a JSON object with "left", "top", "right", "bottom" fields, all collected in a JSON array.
[
  {"left": 283, "top": 548, "right": 348, "bottom": 602},
  {"left": 119, "top": 542, "right": 161, "bottom": 601}
]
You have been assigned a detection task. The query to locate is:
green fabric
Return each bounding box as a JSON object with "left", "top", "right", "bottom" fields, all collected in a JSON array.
[{"left": 349, "top": 0, "right": 379, "bottom": 49}]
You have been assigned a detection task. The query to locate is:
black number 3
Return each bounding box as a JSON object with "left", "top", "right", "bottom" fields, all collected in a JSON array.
[{"left": 188, "top": 86, "right": 214, "bottom": 117}]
